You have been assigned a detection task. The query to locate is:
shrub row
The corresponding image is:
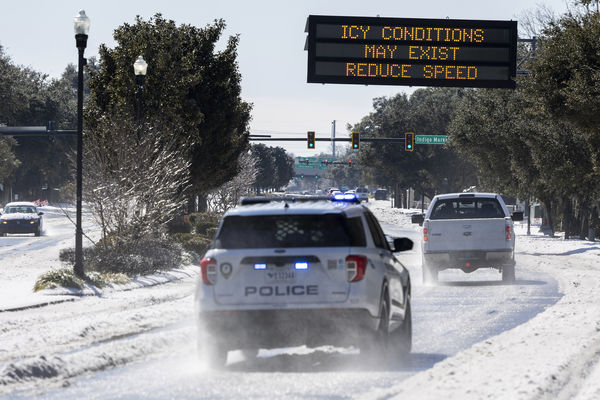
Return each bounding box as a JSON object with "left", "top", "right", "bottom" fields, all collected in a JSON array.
[{"left": 59, "top": 237, "right": 184, "bottom": 276}]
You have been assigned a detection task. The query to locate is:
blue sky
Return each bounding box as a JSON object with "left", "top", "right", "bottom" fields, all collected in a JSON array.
[{"left": 0, "top": 0, "right": 569, "bottom": 156}]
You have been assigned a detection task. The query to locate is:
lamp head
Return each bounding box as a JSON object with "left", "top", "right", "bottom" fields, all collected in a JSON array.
[
  {"left": 133, "top": 56, "right": 148, "bottom": 76},
  {"left": 73, "top": 10, "right": 90, "bottom": 35}
]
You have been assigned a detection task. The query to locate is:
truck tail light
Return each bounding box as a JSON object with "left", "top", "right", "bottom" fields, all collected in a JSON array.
[
  {"left": 506, "top": 225, "right": 512, "bottom": 240},
  {"left": 345, "top": 255, "right": 367, "bottom": 282},
  {"left": 200, "top": 258, "right": 218, "bottom": 285},
  {"left": 423, "top": 227, "right": 429, "bottom": 242}
]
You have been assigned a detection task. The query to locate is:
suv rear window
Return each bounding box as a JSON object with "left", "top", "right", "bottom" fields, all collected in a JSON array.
[
  {"left": 430, "top": 198, "right": 505, "bottom": 220},
  {"left": 214, "top": 214, "right": 366, "bottom": 249}
]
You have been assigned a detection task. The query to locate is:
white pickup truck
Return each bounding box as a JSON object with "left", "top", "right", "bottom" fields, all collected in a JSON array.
[{"left": 412, "top": 193, "right": 523, "bottom": 284}]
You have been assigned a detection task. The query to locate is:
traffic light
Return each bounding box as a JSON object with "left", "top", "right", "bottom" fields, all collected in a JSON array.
[
  {"left": 348, "top": 159, "right": 352, "bottom": 167},
  {"left": 405, "top": 132, "right": 414, "bottom": 151},
  {"left": 307, "top": 131, "right": 315, "bottom": 149},
  {"left": 351, "top": 132, "right": 360, "bottom": 150}
]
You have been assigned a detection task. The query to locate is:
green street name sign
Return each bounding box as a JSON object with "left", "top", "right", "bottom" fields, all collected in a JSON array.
[
  {"left": 295, "top": 156, "right": 333, "bottom": 170},
  {"left": 415, "top": 135, "right": 448, "bottom": 144}
]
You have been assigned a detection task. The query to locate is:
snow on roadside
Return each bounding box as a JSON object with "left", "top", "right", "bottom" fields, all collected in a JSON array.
[
  {"left": 0, "top": 205, "right": 199, "bottom": 312},
  {"left": 367, "top": 200, "right": 600, "bottom": 400}
]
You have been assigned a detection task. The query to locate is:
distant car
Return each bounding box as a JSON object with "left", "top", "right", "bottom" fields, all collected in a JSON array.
[
  {"left": 195, "top": 195, "right": 413, "bottom": 367},
  {"left": 0, "top": 202, "right": 44, "bottom": 236},
  {"left": 374, "top": 189, "right": 389, "bottom": 200},
  {"left": 355, "top": 187, "right": 369, "bottom": 202}
]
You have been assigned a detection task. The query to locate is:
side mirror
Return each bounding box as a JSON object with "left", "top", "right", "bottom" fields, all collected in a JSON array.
[
  {"left": 38, "top": 212, "right": 44, "bottom": 216},
  {"left": 392, "top": 237, "right": 413, "bottom": 252},
  {"left": 511, "top": 211, "right": 523, "bottom": 222},
  {"left": 411, "top": 214, "right": 424, "bottom": 226}
]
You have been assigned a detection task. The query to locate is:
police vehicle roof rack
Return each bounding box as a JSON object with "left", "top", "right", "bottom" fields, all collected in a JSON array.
[{"left": 240, "top": 195, "right": 359, "bottom": 206}]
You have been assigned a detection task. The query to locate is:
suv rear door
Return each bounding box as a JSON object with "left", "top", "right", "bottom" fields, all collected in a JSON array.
[{"left": 209, "top": 213, "right": 366, "bottom": 306}]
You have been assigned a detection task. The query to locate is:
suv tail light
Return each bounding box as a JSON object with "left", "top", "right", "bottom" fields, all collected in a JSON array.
[
  {"left": 200, "top": 258, "right": 218, "bottom": 285},
  {"left": 345, "top": 255, "right": 367, "bottom": 282},
  {"left": 423, "top": 227, "right": 429, "bottom": 242},
  {"left": 506, "top": 225, "right": 512, "bottom": 240}
]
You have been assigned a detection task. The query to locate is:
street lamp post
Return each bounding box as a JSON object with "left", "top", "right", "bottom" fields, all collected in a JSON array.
[
  {"left": 133, "top": 56, "right": 148, "bottom": 138},
  {"left": 74, "top": 10, "right": 90, "bottom": 278}
]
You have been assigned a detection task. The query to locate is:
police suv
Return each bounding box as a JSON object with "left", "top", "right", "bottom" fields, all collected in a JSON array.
[{"left": 195, "top": 195, "right": 413, "bottom": 367}]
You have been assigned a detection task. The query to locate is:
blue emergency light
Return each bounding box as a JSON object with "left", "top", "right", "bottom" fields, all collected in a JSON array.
[
  {"left": 294, "top": 262, "right": 309, "bottom": 270},
  {"left": 333, "top": 193, "right": 357, "bottom": 201},
  {"left": 254, "top": 263, "right": 267, "bottom": 270}
]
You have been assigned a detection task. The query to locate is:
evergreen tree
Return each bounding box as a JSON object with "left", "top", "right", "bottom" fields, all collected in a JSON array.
[{"left": 86, "top": 14, "right": 251, "bottom": 204}]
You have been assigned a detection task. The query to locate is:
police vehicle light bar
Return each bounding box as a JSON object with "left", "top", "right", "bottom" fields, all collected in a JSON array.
[
  {"left": 334, "top": 193, "right": 357, "bottom": 201},
  {"left": 240, "top": 195, "right": 360, "bottom": 205},
  {"left": 254, "top": 263, "right": 267, "bottom": 270}
]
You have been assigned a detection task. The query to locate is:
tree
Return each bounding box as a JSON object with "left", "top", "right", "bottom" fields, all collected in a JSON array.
[
  {"left": 0, "top": 137, "right": 20, "bottom": 192},
  {"left": 0, "top": 45, "right": 77, "bottom": 202},
  {"left": 83, "top": 113, "right": 190, "bottom": 245},
  {"left": 353, "top": 88, "right": 476, "bottom": 201},
  {"left": 448, "top": 78, "right": 596, "bottom": 236},
  {"left": 86, "top": 14, "right": 252, "bottom": 207},
  {"left": 207, "top": 150, "right": 258, "bottom": 212},
  {"left": 325, "top": 147, "right": 362, "bottom": 189},
  {"left": 528, "top": 8, "right": 600, "bottom": 171},
  {"left": 251, "top": 144, "right": 294, "bottom": 191}
]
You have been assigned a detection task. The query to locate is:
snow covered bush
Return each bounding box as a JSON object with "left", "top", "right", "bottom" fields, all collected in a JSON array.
[
  {"left": 206, "top": 150, "right": 258, "bottom": 213},
  {"left": 60, "top": 237, "right": 184, "bottom": 276},
  {"left": 83, "top": 113, "right": 191, "bottom": 245}
]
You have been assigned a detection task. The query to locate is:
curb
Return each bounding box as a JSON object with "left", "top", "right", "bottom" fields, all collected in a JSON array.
[{"left": 0, "top": 297, "right": 77, "bottom": 313}]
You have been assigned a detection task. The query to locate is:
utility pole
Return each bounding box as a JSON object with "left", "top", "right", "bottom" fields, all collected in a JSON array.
[{"left": 331, "top": 120, "right": 336, "bottom": 159}]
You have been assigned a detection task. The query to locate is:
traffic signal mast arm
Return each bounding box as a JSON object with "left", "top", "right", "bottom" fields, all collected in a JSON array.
[{"left": 252, "top": 137, "right": 406, "bottom": 143}]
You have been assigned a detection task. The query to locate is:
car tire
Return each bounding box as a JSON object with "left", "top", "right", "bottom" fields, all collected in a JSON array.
[
  {"left": 362, "top": 288, "right": 389, "bottom": 360},
  {"left": 197, "top": 333, "right": 228, "bottom": 369},
  {"left": 422, "top": 258, "right": 438, "bottom": 284},
  {"left": 502, "top": 262, "right": 516, "bottom": 283},
  {"left": 35, "top": 229, "right": 41, "bottom": 237},
  {"left": 0, "top": 232, "right": 5, "bottom": 237},
  {"left": 391, "top": 300, "right": 412, "bottom": 357}
]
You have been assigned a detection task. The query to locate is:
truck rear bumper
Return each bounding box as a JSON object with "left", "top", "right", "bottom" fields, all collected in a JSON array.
[{"left": 424, "top": 249, "right": 514, "bottom": 270}]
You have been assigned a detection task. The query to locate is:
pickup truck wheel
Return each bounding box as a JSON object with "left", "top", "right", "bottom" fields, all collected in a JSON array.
[
  {"left": 391, "top": 300, "right": 412, "bottom": 357},
  {"left": 422, "top": 259, "right": 438, "bottom": 284},
  {"left": 502, "top": 263, "right": 516, "bottom": 283}
]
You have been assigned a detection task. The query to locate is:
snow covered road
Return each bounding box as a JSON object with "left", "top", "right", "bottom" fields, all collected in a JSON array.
[{"left": 0, "top": 201, "right": 574, "bottom": 399}]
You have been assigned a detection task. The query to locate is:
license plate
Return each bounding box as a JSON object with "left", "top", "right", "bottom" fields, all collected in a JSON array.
[{"left": 265, "top": 269, "right": 296, "bottom": 283}]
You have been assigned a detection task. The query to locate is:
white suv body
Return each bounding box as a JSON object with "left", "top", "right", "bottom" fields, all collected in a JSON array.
[
  {"left": 355, "top": 187, "right": 369, "bottom": 202},
  {"left": 195, "top": 196, "right": 412, "bottom": 366}
]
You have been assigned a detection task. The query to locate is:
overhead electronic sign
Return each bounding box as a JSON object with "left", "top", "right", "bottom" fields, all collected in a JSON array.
[{"left": 305, "top": 15, "right": 517, "bottom": 88}]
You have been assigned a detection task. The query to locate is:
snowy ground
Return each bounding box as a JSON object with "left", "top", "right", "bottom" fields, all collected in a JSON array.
[
  {"left": 368, "top": 201, "right": 600, "bottom": 400},
  {"left": 0, "top": 200, "right": 599, "bottom": 399}
]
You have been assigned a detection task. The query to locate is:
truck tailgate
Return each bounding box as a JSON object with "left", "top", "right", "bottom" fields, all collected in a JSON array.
[{"left": 425, "top": 218, "right": 508, "bottom": 252}]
